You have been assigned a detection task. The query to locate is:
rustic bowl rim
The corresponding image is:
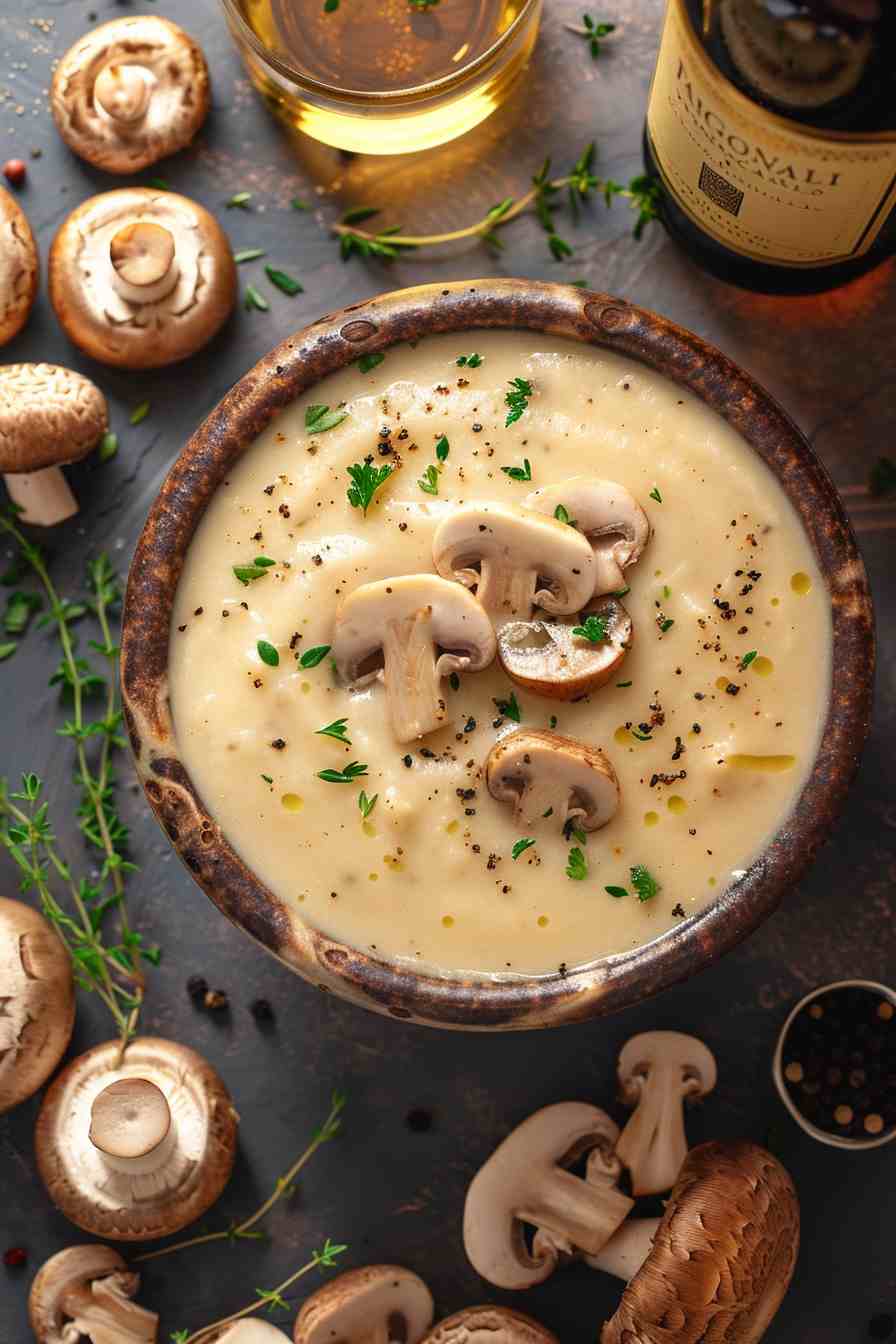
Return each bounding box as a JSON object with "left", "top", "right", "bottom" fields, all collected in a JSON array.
[{"left": 121, "top": 278, "right": 875, "bottom": 1031}]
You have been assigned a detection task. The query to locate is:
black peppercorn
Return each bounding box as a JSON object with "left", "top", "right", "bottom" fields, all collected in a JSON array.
[
  {"left": 250, "top": 997, "right": 275, "bottom": 1023},
  {"left": 187, "top": 974, "right": 208, "bottom": 1004}
]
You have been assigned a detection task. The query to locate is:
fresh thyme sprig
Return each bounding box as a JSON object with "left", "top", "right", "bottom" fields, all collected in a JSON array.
[
  {"left": 333, "top": 144, "right": 660, "bottom": 263},
  {"left": 170, "top": 1239, "right": 348, "bottom": 1344},
  {"left": 137, "top": 1091, "right": 346, "bottom": 1263},
  {"left": 0, "top": 512, "right": 148, "bottom": 1058},
  {"left": 565, "top": 15, "right": 616, "bottom": 58}
]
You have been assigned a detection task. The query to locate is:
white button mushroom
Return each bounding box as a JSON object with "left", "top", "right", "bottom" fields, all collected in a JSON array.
[
  {"left": 0, "top": 363, "right": 108, "bottom": 526},
  {"left": 614, "top": 1031, "right": 718, "bottom": 1197},
  {"left": 524, "top": 478, "right": 650, "bottom": 597},
  {"left": 332, "top": 574, "right": 497, "bottom": 744},
  {"left": 0, "top": 184, "right": 38, "bottom": 347},
  {"left": 293, "top": 1265, "right": 434, "bottom": 1344},
  {"left": 51, "top": 16, "right": 210, "bottom": 174},
  {"left": 432, "top": 501, "right": 596, "bottom": 630},
  {"left": 217, "top": 1324, "right": 293, "bottom": 1342},
  {"left": 421, "top": 1307, "right": 558, "bottom": 1344},
  {"left": 496, "top": 596, "right": 633, "bottom": 700},
  {"left": 0, "top": 896, "right": 75, "bottom": 1114},
  {"left": 598, "top": 1141, "right": 800, "bottom": 1344},
  {"left": 28, "top": 1244, "right": 158, "bottom": 1344},
  {"left": 49, "top": 188, "right": 236, "bottom": 369},
  {"left": 462, "top": 1102, "right": 634, "bottom": 1290},
  {"left": 485, "top": 730, "right": 619, "bottom": 834},
  {"left": 34, "top": 1037, "right": 238, "bottom": 1241}
]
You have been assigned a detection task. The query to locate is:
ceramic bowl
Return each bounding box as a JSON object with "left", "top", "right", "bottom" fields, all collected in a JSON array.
[{"left": 121, "top": 279, "right": 874, "bottom": 1030}]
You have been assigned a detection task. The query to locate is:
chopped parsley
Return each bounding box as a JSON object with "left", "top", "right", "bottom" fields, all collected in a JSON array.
[
  {"left": 631, "top": 728, "right": 652, "bottom": 741},
  {"left": 317, "top": 717, "right": 351, "bottom": 744},
  {"left": 299, "top": 644, "right": 331, "bottom": 668},
  {"left": 99, "top": 431, "right": 118, "bottom": 462},
  {"left": 233, "top": 248, "right": 266, "bottom": 263},
  {"left": 346, "top": 459, "right": 393, "bottom": 514},
  {"left": 233, "top": 556, "right": 276, "bottom": 585},
  {"left": 494, "top": 690, "right": 521, "bottom": 723},
  {"left": 130, "top": 401, "right": 150, "bottom": 426},
  {"left": 317, "top": 761, "right": 368, "bottom": 783},
  {"left": 658, "top": 618, "right": 674, "bottom": 633},
  {"left": 566, "top": 847, "right": 588, "bottom": 880},
  {"left": 649, "top": 485, "right": 663, "bottom": 503},
  {"left": 501, "top": 457, "right": 532, "bottom": 483},
  {"left": 358, "top": 790, "right": 378, "bottom": 818},
  {"left": 265, "top": 265, "right": 303, "bottom": 295},
  {"left": 573, "top": 15, "right": 616, "bottom": 58},
  {"left": 306, "top": 403, "right": 348, "bottom": 434},
  {"left": 357, "top": 352, "right": 384, "bottom": 373},
  {"left": 436, "top": 435, "right": 450, "bottom": 462},
  {"left": 226, "top": 191, "right": 253, "bottom": 208},
  {"left": 261, "top": 773, "right": 273, "bottom": 784},
  {"left": 631, "top": 864, "right": 659, "bottom": 902},
  {"left": 572, "top": 614, "right": 609, "bottom": 643},
  {"left": 257, "top": 640, "right": 279, "bottom": 666},
  {"left": 244, "top": 284, "right": 269, "bottom": 311},
  {"left": 611, "top": 586, "right": 630, "bottom": 598},
  {"left": 739, "top": 650, "right": 758, "bottom": 670},
  {"left": 605, "top": 885, "right": 628, "bottom": 899},
  {"left": 512, "top": 837, "right": 536, "bottom": 861},
  {"left": 417, "top": 465, "right": 439, "bottom": 496},
  {"left": 291, "top": 197, "right": 309, "bottom": 211},
  {"left": 505, "top": 377, "right": 533, "bottom": 427},
  {"left": 616, "top": 680, "right": 632, "bottom": 688},
  {"left": 0, "top": 642, "right": 16, "bottom": 661},
  {"left": 456, "top": 352, "right": 483, "bottom": 367},
  {"left": 553, "top": 504, "right": 573, "bottom": 525}
]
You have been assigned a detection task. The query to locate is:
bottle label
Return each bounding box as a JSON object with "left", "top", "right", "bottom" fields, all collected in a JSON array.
[{"left": 647, "top": 0, "right": 896, "bottom": 266}]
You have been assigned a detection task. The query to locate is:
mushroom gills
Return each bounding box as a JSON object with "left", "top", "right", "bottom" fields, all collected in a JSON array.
[
  {"left": 485, "top": 730, "right": 619, "bottom": 834},
  {"left": 498, "top": 597, "right": 632, "bottom": 701}
]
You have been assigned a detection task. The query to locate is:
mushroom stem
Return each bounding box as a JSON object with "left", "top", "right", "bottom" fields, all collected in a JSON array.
[
  {"left": 475, "top": 559, "right": 538, "bottom": 626},
  {"left": 583, "top": 1217, "right": 661, "bottom": 1281},
  {"left": 2, "top": 466, "right": 78, "bottom": 526},
  {"left": 94, "top": 62, "right": 154, "bottom": 123},
  {"left": 110, "top": 222, "right": 179, "bottom": 304},
  {"left": 518, "top": 1168, "right": 633, "bottom": 1256},
  {"left": 59, "top": 1270, "right": 158, "bottom": 1344},
  {"left": 89, "top": 1076, "right": 174, "bottom": 1172},
  {"left": 381, "top": 606, "right": 446, "bottom": 744}
]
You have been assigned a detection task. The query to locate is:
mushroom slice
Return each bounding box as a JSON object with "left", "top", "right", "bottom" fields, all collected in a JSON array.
[
  {"left": 463, "top": 1102, "right": 633, "bottom": 1290},
  {"left": 0, "top": 363, "right": 108, "bottom": 526},
  {"left": 497, "top": 597, "right": 632, "bottom": 701},
  {"left": 216, "top": 1325, "right": 291, "bottom": 1342},
  {"left": 29, "top": 1244, "right": 158, "bottom": 1344},
  {"left": 421, "top": 1308, "right": 559, "bottom": 1344},
  {"left": 51, "top": 16, "right": 210, "bottom": 174},
  {"left": 485, "top": 730, "right": 619, "bottom": 833},
  {"left": 294, "top": 1265, "right": 434, "bottom": 1344},
  {"left": 525, "top": 478, "right": 649, "bottom": 596},
  {"left": 614, "top": 1031, "right": 718, "bottom": 1197},
  {"left": 600, "top": 1141, "right": 800, "bottom": 1344},
  {"left": 333, "top": 574, "right": 496, "bottom": 744},
  {"left": 49, "top": 188, "right": 236, "bottom": 370},
  {"left": 432, "top": 501, "right": 596, "bottom": 630},
  {"left": 34, "top": 1037, "right": 238, "bottom": 1241},
  {"left": 0, "top": 896, "right": 75, "bottom": 1114},
  {"left": 0, "top": 184, "right": 38, "bottom": 347}
]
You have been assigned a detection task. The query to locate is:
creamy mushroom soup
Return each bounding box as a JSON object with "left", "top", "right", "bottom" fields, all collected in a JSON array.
[{"left": 169, "top": 332, "right": 831, "bottom": 976}]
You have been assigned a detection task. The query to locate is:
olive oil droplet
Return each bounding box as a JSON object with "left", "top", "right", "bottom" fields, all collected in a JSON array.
[
  {"left": 442, "top": 914, "right": 455, "bottom": 928},
  {"left": 644, "top": 810, "right": 659, "bottom": 827},
  {"left": 281, "top": 792, "right": 303, "bottom": 812},
  {"left": 752, "top": 656, "right": 774, "bottom": 677},
  {"left": 791, "top": 572, "right": 811, "bottom": 595},
  {"left": 727, "top": 753, "right": 796, "bottom": 772},
  {"left": 668, "top": 795, "right": 687, "bottom": 814}
]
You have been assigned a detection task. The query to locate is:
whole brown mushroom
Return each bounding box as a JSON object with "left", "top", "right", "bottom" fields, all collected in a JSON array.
[
  {"left": 0, "top": 185, "right": 37, "bottom": 346},
  {"left": 51, "top": 16, "right": 210, "bottom": 174},
  {"left": 29, "top": 1244, "right": 158, "bottom": 1344},
  {"left": 34, "top": 1037, "right": 238, "bottom": 1241},
  {"left": 596, "top": 1141, "right": 800, "bottom": 1344},
  {"left": 422, "top": 1308, "right": 558, "bottom": 1344},
  {"left": 49, "top": 188, "right": 236, "bottom": 369},
  {"left": 0, "top": 363, "right": 108, "bottom": 525},
  {"left": 0, "top": 896, "right": 75, "bottom": 1114}
]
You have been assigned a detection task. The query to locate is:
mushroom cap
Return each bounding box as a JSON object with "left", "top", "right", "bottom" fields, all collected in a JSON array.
[
  {"left": 617, "top": 1031, "right": 718, "bottom": 1104},
  {"left": 421, "top": 1308, "right": 559, "bottom": 1344},
  {"left": 49, "top": 188, "right": 236, "bottom": 369},
  {"left": 0, "top": 896, "right": 75, "bottom": 1114},
  {"left": 497, "top": 598, "right": 632, "bottom": 700},
  {"left": 34, "top": 1036, "right": 238, "bottom": 1241},
  {"left": 602, "top": 1141, "right": 800, "bottom": 1344},
  {"left": 463, "top": 1102, "right": 631, "bottom": 1290},
  {"left": 214, "top": 1324, "right": 291, "bottom": 1343},
  {"left": 525, "top": 478, "right": 650, "bottom": 596},
  {"left": 294, "top": 1265, "right": 434, "bottom": 1344},
  {"left": 0, "top": 186, "right": 38, "bottom": 347},
  {"left": 28, "top": 1243, "right": 158, "bottom": 1344},
  {"left": 485, "top": 730, "right": 619, "bottom": 832},
  {"left": 432, "top": 501, "right": 596, "bottom": 620},
  {"left": 0, "top": 364, "right": 108, "bottom": 474},
  {"left": 51, "top": 16, "right": 210, "bottom": 174},
  {"left": 333, "top": 573, "right": 497, "bottom": 684}
]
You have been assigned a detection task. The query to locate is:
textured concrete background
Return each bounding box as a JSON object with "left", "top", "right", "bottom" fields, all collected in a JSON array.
[{"left": 0, "top": 1, "right": 893, "bottom": 1341}]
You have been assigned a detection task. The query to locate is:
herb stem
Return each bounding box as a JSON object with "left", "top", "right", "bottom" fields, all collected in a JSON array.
[{"left": 175, "top": 1253, "right": 331, "bottom": 1344}]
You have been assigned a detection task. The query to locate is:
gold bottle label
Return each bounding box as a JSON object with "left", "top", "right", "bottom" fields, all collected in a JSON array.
[{"left": 646, "top": 0, "right": 896, "bottom": 267}]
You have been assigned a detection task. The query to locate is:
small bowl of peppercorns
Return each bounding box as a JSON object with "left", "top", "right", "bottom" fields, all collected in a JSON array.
[{"left": 773, "top": 979, "right": 896, "bottom": 1150}]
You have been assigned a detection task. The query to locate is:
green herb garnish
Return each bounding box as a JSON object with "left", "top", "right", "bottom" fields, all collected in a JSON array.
[
  {"left": 299, "top": 644, "right": 331, "bottom": 668},
  {"left": 435, "top": 435, "right": 450, "bottom": 462},
  {"left": 631, "top": 728, "right": 652, "bottom": 741},
  {"left": 234, "top": 556, "right": 275, "bottom": 585},
  {"left": 739, "top": 650, "right": 758, "bottom": 670},
  {"left": 4, "top": 590, "right": 41, "bottom": 636},
  {"left": 0, "top": 641, "right": 16, "bottom": 661},
  {"left": 307, "top": 403, "right": 348, "bottom": 434},
  {"left": 456, "top": 353, "right": 483, "bottom": 367},
  {"left": 658, "top": 618, "right": 674, "bottom": 633},
  {"left": 99, "top": 431, "right": 118, "bottom": 463},
  {"left": 554, "top": 504, "right": 572, "bottom": 525},
  {"left": 572, "top": 614, "right": 609, "bottom": 643},
  {"left": 501, "top": 457, "right": 532, "bottom": 482},
  {"left": 512, "top": 837, "right": 536, "bottom": 861},
  {"left": 495, "top": 690, "right": 521, "bottom": 723},
  {"left": 130, "top": 401, "right": 150, "bottom": 426},
  {"left": 418, "top": 465, "right": 439, "bottom": 496},
  {"left": 257, "top": 640, "right": 279, "bottom": 667},
  {"left": 357, "top": 353, "right": 384, "bottom": 373},
  {"left": 261, "top": 774, "right": 273, "bottom": 784},
  {"left": 358, "top": 790, "right": 378, "bottom": 818},
  {"left": 317, "top": 762, "right": 368, "bottom": 784},
  {"left": 631, "top": 864, "right": 659, "bottom": 901},
  {"left": 265, "top": 265, "right": 303, "bottom": 295},
  {"left": 567, "top": 15, "right": 616, "bottom": 58},
  {"left": 244, "top": 284, "right": 269, "bottom": 312},
  {"left": 226, "top": 190, "right": 253, "bottom": 208},
  {"left": 234, "top": 248, "right": 266, "bottom": 263},
  {"left": 346, "top": 460, "right": 392, "bottom": 514},
  {"left": 616, "top": 680, "right": 632, "bottom": 688},
  {"left": 505, "top": 377, "right": 533, "bottom": 427},
  {"left": 605, "top": 885, "right": 628, "bottom": 899},
  {"left": 317, "top": 718, "right": 351, "bottom": 744},
  {"left": 649, "top": 485, "right": 663, "bottom": 503},
  {"left": 566, "top": 847, "right": 588, "bottom": 880}
]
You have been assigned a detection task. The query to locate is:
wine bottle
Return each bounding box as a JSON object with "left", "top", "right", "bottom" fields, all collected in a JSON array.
[{"left": 644, "top": 0, "right": 896, "bottom": 293}]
